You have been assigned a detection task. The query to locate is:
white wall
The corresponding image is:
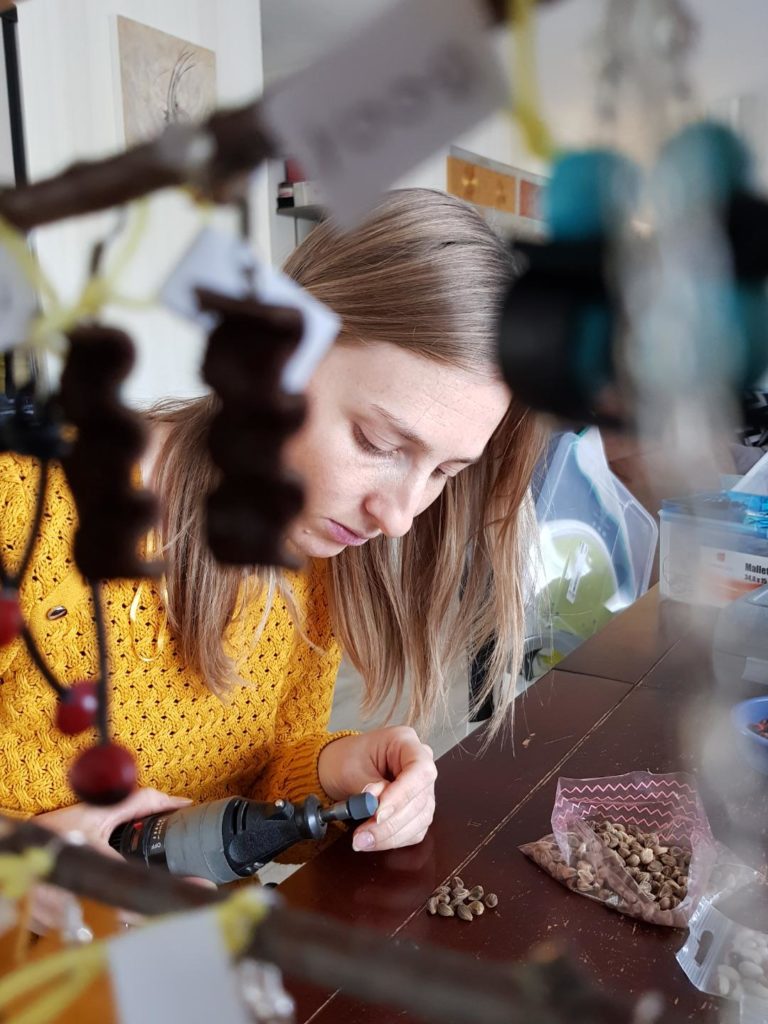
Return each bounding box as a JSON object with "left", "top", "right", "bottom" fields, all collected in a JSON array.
[
  {"left": 14, "top": 0, "right": 768, "bottom": 399},
  {"left": 262, "top": 0, "right": 768, "bottom": 215},
  {"left": 16, "top": 0, "right": 267, "bottom": 406}
]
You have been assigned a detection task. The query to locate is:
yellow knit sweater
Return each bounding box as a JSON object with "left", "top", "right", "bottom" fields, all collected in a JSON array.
[{"left": 0, "top": 454, "right": 348, "bottom": 818}]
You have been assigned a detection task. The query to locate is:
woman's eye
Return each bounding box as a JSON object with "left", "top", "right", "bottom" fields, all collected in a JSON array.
[{"left": 354, "top": 425, "right": 396, "bottom": 458}]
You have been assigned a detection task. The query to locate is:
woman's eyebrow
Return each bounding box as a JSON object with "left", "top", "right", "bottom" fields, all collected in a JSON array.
[{"left": 370, "top": 403, "right": 480, "bottom": 466}]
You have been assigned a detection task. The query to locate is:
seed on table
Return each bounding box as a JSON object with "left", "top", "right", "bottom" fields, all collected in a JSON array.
[
  {"left": 484, "top": 893, "right": 499, "bottom": 908},
  {"left": 469, "top": 901, "right": 485, "bottom": 916},
  {"left": 427, "top": 896, "right": 439, "bottom": 915},
  {"left": 437, "top": 893, "right": 450, "bottom": 904},
  {"left": 468, "top": 885, "right": 484, "bottom": 900},
  {"left": 451, "top": 876, "right": 464, "bottom": 890},
  {"left": 437, "top": 903, "right": 455, "bottom": 917},
  {"left": 457, "top": 904, "right": 474, "bottom": 922},
  {"left": 451, "top": 887, "right": 469, "bottom": 901},
  {"left": 435, "top": 885, "right": 450, "bottom": 895}
]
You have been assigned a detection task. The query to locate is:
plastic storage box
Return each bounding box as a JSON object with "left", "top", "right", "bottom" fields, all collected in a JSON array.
[
  {"left": 527, "top": 429, "right": 658, "bottom": 674},
  {"left": 660, "top": 495, "right": 768, "bottom": 607}
]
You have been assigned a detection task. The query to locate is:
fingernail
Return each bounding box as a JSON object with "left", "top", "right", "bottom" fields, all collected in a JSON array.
[
  {"left": 376, "top": 805, "right": 393, "bottom": 825},
  {"left": 361, "top": 783, "right": 378, "bottom": 794},
  {"left": 352, "top": 831, "right": 375, "bottom": 852}
]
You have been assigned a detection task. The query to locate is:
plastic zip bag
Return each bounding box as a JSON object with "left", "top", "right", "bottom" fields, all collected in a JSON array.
[
  {"left": 677, "top": 878, "right": 768, "bottom": 1021},
  {"left": 520, "top": 771, "right": 718, "bottom": 927}
]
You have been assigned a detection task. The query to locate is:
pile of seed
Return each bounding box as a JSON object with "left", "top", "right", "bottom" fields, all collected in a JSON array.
[
  {"left": 522, "top": 819, "right": 692, "bottom": 925},
  {"left": 426, "top": 876, "right": 499, "bottom": 922},
  {"left": 592, "top": 818, "right": 690, "bottom": 910}
]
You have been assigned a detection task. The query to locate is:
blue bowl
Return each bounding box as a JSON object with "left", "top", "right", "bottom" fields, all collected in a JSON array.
[{"left": 731, "top": 697, "right": 768, "bottom": 775}]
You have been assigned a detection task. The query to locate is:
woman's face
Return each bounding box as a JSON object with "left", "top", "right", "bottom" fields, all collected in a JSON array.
[{"left": 283, "top": 340, "right": 511, "bottom": 558}]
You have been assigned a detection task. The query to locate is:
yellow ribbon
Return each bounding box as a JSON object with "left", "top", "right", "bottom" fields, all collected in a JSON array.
[
  {"left": 509, "top": 0, "right": 556, "bottom": 161},
  {"left": 0, "top": 943, "right": 107, "bottom": 1024},
  {"left": 27, "top": 199, "right": 153, "bottom": 347},
  {"left": 215, "top": 888, "right": 271, "bottom": 957},
  {"left": 0, "top": 883, "right": 271, "bottom": 1024},
  {"left": 0, "top": 847, "right": 56, "bottom": 971},
  {"left": 0, "top": 849, "right": 55, "bottom": 903},
  {"left": 0, "top": 199, "right": 154, "bottom": 364}
]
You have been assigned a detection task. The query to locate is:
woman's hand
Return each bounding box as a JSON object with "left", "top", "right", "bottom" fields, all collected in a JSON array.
[
  {"left": 318, "top": 727, "right": 437, "bottom": 853},
  {"left": 31, "top": 788, "right": 194, "bottom": 933},
  {"left": 35, "top": 787, "right": 193, "bottom": 855}
]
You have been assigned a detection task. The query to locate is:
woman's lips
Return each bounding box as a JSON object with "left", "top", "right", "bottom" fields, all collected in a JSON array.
[{"left": 326, "top": 520, "right": 372, "bottom": 546}]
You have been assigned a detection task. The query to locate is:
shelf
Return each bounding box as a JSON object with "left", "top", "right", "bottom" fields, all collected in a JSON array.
[{"left": 276, "top": 204, "right": 325, "bottom": 222}]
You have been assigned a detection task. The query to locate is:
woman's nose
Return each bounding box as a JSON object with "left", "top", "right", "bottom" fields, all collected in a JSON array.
[{"left": 364, "top": 481, "right": 424, "bottom": 539}]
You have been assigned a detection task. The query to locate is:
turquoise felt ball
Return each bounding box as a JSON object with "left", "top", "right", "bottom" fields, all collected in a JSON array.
[
  {"left": 654, "top": 120, "right": 752, "bottom": 216},
  {"left": 545, "top": 149, "right": 640, "bottom": 240}
]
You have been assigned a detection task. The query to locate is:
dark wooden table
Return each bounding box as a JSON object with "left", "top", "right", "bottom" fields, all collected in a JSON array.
[{"left": 279, "top": 588, "right": 768, "bottom": 1023}]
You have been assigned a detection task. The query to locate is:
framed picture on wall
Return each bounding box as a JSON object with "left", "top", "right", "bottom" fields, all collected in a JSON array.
[
  {"left": 446, "top": 145, "right": 547, "bottom": 240},
  {"left": 116, "top": 16, "right": 217, "bottom": 146}
]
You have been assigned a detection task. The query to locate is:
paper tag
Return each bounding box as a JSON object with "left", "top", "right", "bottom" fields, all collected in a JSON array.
[
  {"left": 108, "top": 907, "right": 251, "bottom": 1024},
  {"left": 0, "top": 241, "right": 38, "bottom": 351},
  {"left": 260, "top": 0, "right": 506, "bottom": 227},
  {"left": 159, "top": 226, "right": 340, "bottom": 392}
]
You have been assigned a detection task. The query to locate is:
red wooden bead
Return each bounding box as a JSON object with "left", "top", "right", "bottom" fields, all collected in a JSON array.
[
  {"left": 56, "top": 681, "right": 99, "bottom": 735},
  {"left": 69, "top": 743, "right": 137, "bottom": 805},
  {"left": 0, "top": 591, "right": 22, "bottom": 646}
]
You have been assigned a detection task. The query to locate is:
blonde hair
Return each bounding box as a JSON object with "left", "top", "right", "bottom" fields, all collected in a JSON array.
[{"left": 152, "top": 189, "right": 545, "bottom": 737}]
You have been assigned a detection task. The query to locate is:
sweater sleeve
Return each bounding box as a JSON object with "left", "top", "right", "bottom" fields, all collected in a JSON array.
[
  {"left": 248, "top": 572, "right": 355, "bottom": 806},
  {"left": 248, "top": 640, "right": 355, "bottom": 806}
]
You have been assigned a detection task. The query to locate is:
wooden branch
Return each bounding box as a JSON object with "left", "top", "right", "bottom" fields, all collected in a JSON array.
[
  {"left": 0, "top": 103, "right": 276, "bottom": 232},
  {"left": 0, "top": 816, "right": 675, "bottom": 1024},
  {"left": 0, "top": 0, "right": 566, "bottom": 233}
]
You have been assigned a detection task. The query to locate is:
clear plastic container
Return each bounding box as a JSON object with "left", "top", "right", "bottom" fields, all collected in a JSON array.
[
  {"left": 527, "top": 429, "right": 658, "bottom": 675},
  {"left": 660, "top": 495, "right": 768, "bottom": 607}
]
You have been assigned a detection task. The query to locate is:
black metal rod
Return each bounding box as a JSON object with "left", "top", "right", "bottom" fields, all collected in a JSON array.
[{"left": 1, "top": 6, "right": 27, "bottom": 186}]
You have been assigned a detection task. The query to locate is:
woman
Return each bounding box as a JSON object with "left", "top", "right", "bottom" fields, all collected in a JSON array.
[{"left": 0, "top": 188, "right": 544, "bottom": 889}]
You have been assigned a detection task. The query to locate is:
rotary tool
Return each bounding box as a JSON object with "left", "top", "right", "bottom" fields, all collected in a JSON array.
[{"left": 109, "top": 791, "right": 378, "bottom": 885}]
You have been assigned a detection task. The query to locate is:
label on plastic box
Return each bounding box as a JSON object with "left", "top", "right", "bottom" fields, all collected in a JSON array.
[
  {"left": 260, "top": 0, "right": 506, "bottom": 227},
  {"left": 700, "top": 547, "right": 768, "bottom": 606}
]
